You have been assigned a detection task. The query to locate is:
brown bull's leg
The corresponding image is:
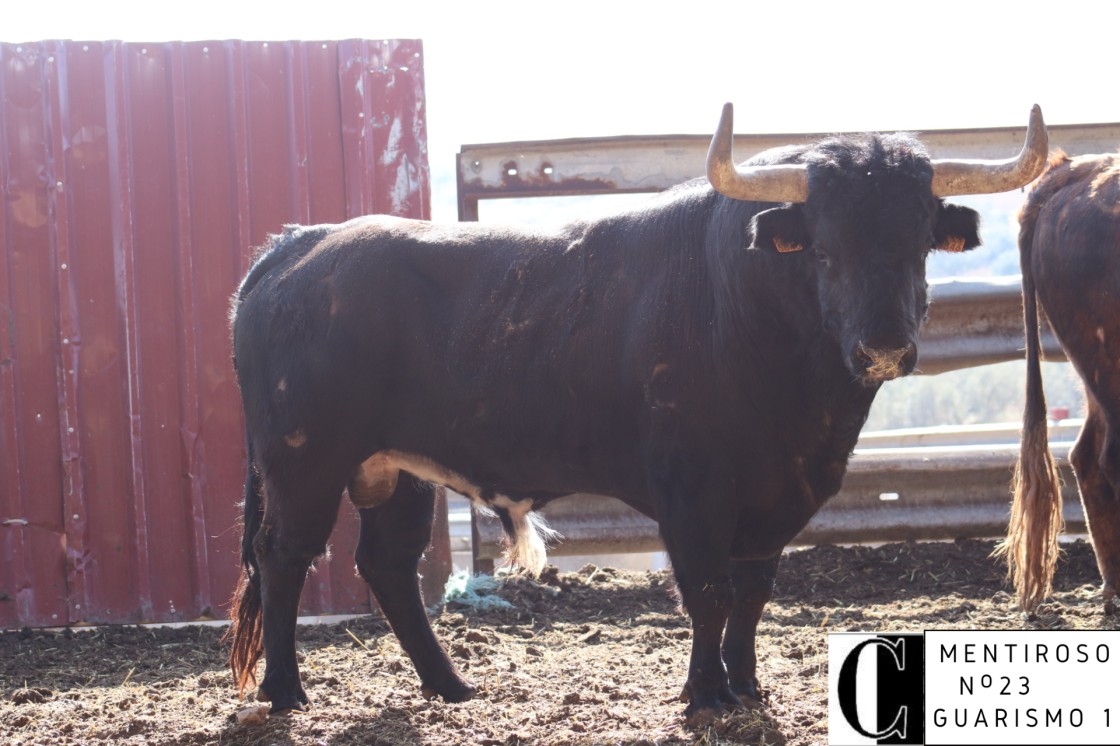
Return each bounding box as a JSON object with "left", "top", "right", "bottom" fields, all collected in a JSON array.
[
  {"left": 722, "top": 554, "right": 781, "bottom": 702},
  {"left": 1071, "top": 406, "right": 1120, "bottom": 614},
  {"left": 356, "top": 474, "right": 476, "bottom": 702},
  {"left": 255, "top": 478, "right": 343, "bottom": 713}
]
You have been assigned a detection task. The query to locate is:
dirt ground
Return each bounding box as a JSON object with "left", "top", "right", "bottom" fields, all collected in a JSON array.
[{"left": 1, "top": 538, "right": 1116, "bottom": 746}]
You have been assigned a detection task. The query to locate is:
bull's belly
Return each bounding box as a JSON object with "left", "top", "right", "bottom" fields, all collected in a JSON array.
[
  {"left": 349, "top": 449, "right": 518, "bottom": 509},
  {"left": 348, "top": 442, "right": 848, "bottom": 562},
  {"left": 347, "top": 448, "right": 638, "bottom": 511}
]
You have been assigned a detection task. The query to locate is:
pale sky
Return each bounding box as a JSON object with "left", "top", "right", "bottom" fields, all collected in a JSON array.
[{"left": 6, "top": 0, "right": 1117, "bottom": 221}]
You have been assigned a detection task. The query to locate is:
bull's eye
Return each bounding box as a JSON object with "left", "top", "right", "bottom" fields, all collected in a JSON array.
[{"left": 814, "top": 249, "right": 830, "bottom": 266}]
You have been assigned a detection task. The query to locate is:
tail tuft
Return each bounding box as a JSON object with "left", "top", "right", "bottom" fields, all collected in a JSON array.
[
  {"left": 996, "top": 418, "right": 1064, "bottom": 612},
  {"left": 224, "top": 435, "right": 266, "bottom": 695},
  {"left": 224, "top": 572, "right": 264, "bottom": 694}
]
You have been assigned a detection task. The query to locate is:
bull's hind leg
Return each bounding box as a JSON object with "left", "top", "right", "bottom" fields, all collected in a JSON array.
[
  {"left": 255, "top": 474, "right": 344, "bottom": 713},
  {"left": 722, "top": 554, "right": 781, "bottom": 702},
  {"left": 355, "top": 474, "right": 476, "bottom": 702},
  {"left": 1071, "top": 404, "right": 1120, "bottom": 613}
]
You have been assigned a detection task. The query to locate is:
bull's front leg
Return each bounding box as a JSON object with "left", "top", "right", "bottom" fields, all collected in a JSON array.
[
  {"left": 674, "top": 566, "right": 741, "bottom": 724},
  {"left": 722, "top": 554, "right": 781, "bottom": 702},
  {"left": 650, "top": 471, "right": 741, "bottom": 723}
]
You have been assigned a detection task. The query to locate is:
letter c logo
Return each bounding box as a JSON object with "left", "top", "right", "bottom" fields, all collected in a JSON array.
[{"left": 838, "top": 637, "right": 908, "bottom": 740}]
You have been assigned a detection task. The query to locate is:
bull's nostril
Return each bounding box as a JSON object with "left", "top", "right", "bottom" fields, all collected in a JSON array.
[
  {"left": 854, "top": 342, "right": 875, "bottom": 371},
  {"left": 900, "top": 342, "right": 918, "bottom": 374}
]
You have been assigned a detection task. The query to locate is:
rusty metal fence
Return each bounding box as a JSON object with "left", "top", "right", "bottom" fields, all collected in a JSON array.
[
  {"left": 457, "top": 120, "right": 1120, "bottom": 219},
  {"left": 0, "top": 39, "right": 434, "bottom": 629}
]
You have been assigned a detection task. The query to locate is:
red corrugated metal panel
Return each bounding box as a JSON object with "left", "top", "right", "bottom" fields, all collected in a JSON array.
[
  {"left": 0, "top": 39, "right": 432, "bottom": 627},
  {"left": 0, "top": 44, "right": 70, "bottom": 628}
]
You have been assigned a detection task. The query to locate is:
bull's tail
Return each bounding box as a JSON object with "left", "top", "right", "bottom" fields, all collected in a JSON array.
[
  {"left": 996, "top": 210, "right": 1064, "bottom": 612},
  {"left": 224, "top": 435, "right": 265, "bottom": 694}
]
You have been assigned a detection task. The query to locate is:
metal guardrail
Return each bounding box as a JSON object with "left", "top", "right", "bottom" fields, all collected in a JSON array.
[
  {"left": 473, "top": 438, "right": 1083, "bottom": 562},
  {"left": 856, "top": 419, "right": 1083, "bottom": 448},
  {"left": 918, "top": 277, "right": 1063, "bottom": 372},
  {"left": 457, "top": 121, "right": 1120, "bottom": 220}
]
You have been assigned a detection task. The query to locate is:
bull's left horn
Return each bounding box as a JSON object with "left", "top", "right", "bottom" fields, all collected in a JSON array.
[
  {"left": 707, "top": 103, "right": 809, "bottom": 204},
  {"left": 930, "top": 105, "right": 1048, "bottom": 196}
]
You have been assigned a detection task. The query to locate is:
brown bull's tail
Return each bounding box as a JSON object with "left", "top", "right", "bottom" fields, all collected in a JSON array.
[
  {"left": 223, "top": 435, "right": 265, "bottom": 694},
  {"left": 995, "top": 213, "right": 1064, "bottom": 612}
]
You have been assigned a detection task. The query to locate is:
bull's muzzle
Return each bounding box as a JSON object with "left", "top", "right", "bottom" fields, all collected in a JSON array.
[{"left": 852, "top": 341, "right": 918, "bottom": 383}]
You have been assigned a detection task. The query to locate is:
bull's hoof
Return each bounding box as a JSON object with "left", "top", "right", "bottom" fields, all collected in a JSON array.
[
  {"left": 730, "top": 677, "right": 767, "bottom": 707},
  {"left": 681, "top": 681, "right": 744, "bottom": 726},
  {"left": 1102, "top": 585, "right": 1117, "bottom": 616},
  {"left": 421, "top": 678, "right": 478, "bottom": 703},
  {"left": 256, "top": 682, "right": 310, "bottom": 712},
  {"left": 685, "top": 702, "right": 722, "bottom": 728},
  {"left": 267, "top": 699, "right": 309, "bottom": 715}
]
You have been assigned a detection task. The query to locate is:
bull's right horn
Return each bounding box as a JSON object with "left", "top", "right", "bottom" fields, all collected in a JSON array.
[
  {"left": 707, "top": 103, "right": 810, "bottom": 204},
  {"left": 930, "top": 105, "right": 1049, "bottom": 196}
]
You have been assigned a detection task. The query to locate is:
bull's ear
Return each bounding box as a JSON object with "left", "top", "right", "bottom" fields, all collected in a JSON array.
[
  {"left": 748, "top": 205, "right": 810, "bottom": 254},
  {"left": 933, "top": 202, "right": 981, "bottom": 253}
]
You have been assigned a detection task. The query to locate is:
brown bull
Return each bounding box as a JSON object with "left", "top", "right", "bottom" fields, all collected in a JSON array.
[{"left": 1006, "top": 150, "right": 1120, "bottom": 611}]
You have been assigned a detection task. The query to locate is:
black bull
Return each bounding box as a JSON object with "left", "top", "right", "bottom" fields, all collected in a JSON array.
[{"left": 227, "top": 104, "right": 1048, "bottom": 723}]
